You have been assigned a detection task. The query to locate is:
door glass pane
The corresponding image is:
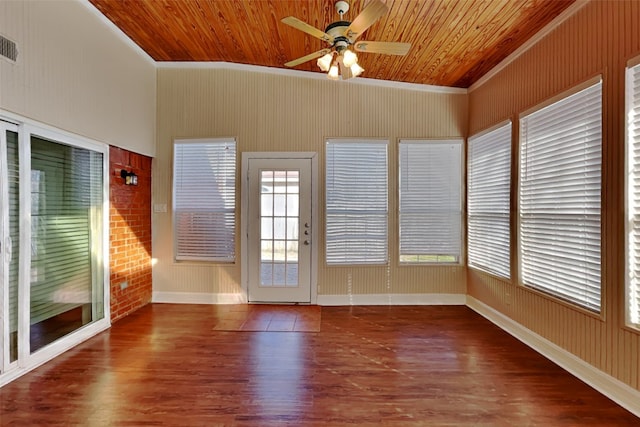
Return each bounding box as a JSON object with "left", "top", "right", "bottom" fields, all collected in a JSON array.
[
  {"left": 260, "top": 170, "right": 300, "bottom": 287},
  {"left": 7, "top": 130, "right": 19, "bottom": 363},
  {"left": 29, "top": 136, "right": 104, "bottom": 353}
]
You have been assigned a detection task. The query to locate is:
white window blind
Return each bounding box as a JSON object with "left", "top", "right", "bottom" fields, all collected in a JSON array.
[
  {"left": 399, "top": 140, "right": 462, "bottom": 263},
  {"left": 519, "top": 80, "right": 602, "bottom": 312},
  {"left": 468, "top": 123, "right": 511, "bottom": 277},
  {"left": 326, "top": 139, "right": 388, "bottom": 264},
  {"left": 626, "top": 61, "right": 640, "bottom": 329},
  {"left": 173, "top": 139, "right": 236, "bottom": 262}
]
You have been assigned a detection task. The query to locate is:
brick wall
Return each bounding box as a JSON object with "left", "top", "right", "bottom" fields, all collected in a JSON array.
[{"left": 109, "top": 146, "right": 152, "bottom": 322}]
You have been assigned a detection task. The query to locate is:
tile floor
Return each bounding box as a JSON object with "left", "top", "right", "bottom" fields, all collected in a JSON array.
[{"left": 212, "top": 304, "right": 321, "bottom": 332}]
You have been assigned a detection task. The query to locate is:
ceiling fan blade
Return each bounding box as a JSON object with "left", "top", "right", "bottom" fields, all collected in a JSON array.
[
  {"left": 281, "top": 16, "right": 334, "bottom": 43},
  {"left": 338, "top": 57, "right": 353, "bottom": 80},
  {"left": 354, "top": 41, "right": 411, "bottom": 55},
  {"left": 344, "top": 0, "right": 388, "bottom": 41},
  {"left": 284, "top": 48, "right": 331, "bottom": 68}
]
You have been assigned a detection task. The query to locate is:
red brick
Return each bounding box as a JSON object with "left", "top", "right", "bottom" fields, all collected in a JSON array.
[{"left": 109, "top": 146, "right": 152, "bottom": 323}]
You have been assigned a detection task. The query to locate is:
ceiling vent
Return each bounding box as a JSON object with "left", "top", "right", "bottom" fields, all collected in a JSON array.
[{"left": 0, "top": 34, "right": 18, "bottom": 62}]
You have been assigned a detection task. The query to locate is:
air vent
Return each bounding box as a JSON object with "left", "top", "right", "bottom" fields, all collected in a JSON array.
[{"left": 0, "top": 34, "right": 18, "bottom": 62}]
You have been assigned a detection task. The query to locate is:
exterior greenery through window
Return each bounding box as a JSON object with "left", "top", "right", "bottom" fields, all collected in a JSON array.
[
  {"left": 399, "top": 140, "right": 462, "bottom": 264},
  {"left": 467, "top": 123, "right": 511, "bottom": 278},
  {"left": 173, "top": 139, "right": 236, "bottom": 262},
  {"left": 519, "top": 79, "right": 602, "bottom": 312}
]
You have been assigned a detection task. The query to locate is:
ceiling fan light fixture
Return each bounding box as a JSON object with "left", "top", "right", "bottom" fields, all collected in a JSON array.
[
  {"left": 350, "top": 62, "right": 364, "bottom": 77},
  {"left": 317, "top": 52, "right": 334, "bottom": 71},
  {"left": 328, "top": 64, "right": 340, "bottom": 80},
  {"left": 343, "top": 49, "right": 358, "bottom": 67}
]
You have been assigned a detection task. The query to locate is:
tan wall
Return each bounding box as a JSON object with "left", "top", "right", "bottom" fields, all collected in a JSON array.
[
  {"left": 0, "top": 0, "right": 156, "bottom": 156},
  {"left": 468, "top": 0, "right": 640, "bottom": 391},
  {"left": 153, "top": 68, "right": 468, "bottom": 298}
]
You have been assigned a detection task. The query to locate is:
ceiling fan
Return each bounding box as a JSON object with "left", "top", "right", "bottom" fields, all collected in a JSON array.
[{"left": 281, "top": 0, "right": 411, "bottom": 80}]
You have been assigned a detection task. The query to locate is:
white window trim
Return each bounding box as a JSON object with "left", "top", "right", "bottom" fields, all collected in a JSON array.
[
  {"left": 325, "top": 138, "right": 389, "bottom": 265},
  {"left": 172, "top": 138, "right": 237, "bottom": 263},
  {"left": 517, "top": 77, "right": 602, "bottom": 313},
  {"left": 398, "top": 138, "right": 464, "bottom": 265},
  {"left": 625, "top": 56, "right": 640, "bottom": 331},
  {"left": 467, "top": 121, "right": 512, "bottom": 278}
]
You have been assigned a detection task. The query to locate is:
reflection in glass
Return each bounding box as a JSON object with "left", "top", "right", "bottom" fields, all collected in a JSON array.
[
  {"left": 29, "top": 136, "right": 104, "bottom": 353},
  {"left": 7, "top": 130, "right": 19, "bottom": 362}
]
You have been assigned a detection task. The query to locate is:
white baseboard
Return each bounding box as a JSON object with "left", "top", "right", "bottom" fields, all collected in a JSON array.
[
  {"left": 317, "top": 293, "right": 466, "bottom": 306},
  {"left": 152, "top": 291, "right": 247, "bottom": 305},
  {"left": 150, "top": 290, "right": 640, "bottom": 417},
  {"left": 466, "top": 296, "right": 640, "bottom": 418},
  {"left": 152, "top": 291, "right": 465, "bottom": 306}
]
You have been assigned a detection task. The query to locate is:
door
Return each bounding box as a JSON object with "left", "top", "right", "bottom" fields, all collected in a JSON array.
[
  {"left": 245, "top": 157, "right": 315, "bottom": 303},
  {"left": 0, "top": 122, "right": 19, "bottom": 373}
]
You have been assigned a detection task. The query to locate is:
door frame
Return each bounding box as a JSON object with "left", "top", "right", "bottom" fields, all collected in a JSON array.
[
  {"left": 241, "top": 152, "right": 318, "bottom": 304},
  {"left": 0, "top": 110, "right": 111, "bottom": 387}
]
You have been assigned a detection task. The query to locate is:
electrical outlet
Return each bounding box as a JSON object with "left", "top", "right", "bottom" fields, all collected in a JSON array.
[
  {"left": 505, "top": 292, "right": 512, "bottom": 305},
  {"left": 120, "top": 281, "right": 128, "bottom": 290}
]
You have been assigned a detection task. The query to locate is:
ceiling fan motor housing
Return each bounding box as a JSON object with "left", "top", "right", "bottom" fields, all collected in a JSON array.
[{"left": 325, "top": 21, "right": 352, "bottom": 51}]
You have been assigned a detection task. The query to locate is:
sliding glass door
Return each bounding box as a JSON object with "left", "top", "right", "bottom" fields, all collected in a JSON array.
[
  {"left": 29, "top": 135, "right": 105, "bottom": 353},
  {"left": 0, "top": 116, "right": 109, "bottom": 383},
  {"left": 1, "top": 122, "right": 19, "bottom": 373}
]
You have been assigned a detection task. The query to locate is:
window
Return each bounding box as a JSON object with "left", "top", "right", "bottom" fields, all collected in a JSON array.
[
  {"left": 325, "top": 139, "right": 388, "bottom": 264},
  {"left": 519, "top": 79, "right": 602, "bottom": 312},
  {"left": 468, "top": 123, "right": 512, "bottom": 277},
  {"left": 399, "top": 140, "right": 462, "bottom": 263},
  {"left": 173, "top": 139, "right": 236, "bottom": 262},
  {"left": 626, "top": 60, "right": 640, "bottom": 329}
]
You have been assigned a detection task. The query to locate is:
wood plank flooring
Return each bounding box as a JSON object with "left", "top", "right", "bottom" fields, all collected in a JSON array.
[
  {"left": 0, "top": 304, "right": 638, "bottom": 426},
  {"left": 212, "top": 304, "right": 321, "bottom": 332}
]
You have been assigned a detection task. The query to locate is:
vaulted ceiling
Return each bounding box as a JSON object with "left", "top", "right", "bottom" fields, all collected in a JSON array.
[{"left": 89, "top": 0, "right": 577, "bottom": 88}]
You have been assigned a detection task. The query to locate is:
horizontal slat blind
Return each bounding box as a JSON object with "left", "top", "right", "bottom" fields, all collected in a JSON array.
[
  {"left": 7, "top": 130, "right": 19, "bottom": 341},
  {"left": 173, "top": 139, "right": 236, "bottom": 262},
  {"left": 468, "top": 123, "right": 511, "bottom": 278},
  {"left": 519, "top": 81, "right": 602, "bottom": 312},
  {"left": 326, "top": 139, "right": 388, "bottom": 264},
  {"left": 30, "top": 137, "right": 103, "bottom": 324},
  {"left": 627, "top": 62, "right": 640, "bottom": 328},
  {"left": 399, "top": 140, "right": 462, "bottom": 263}
]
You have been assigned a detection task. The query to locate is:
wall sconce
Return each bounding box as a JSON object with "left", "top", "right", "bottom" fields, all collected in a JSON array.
[{"left": 120, "top": 169, "right": 138, "bottom": 186}]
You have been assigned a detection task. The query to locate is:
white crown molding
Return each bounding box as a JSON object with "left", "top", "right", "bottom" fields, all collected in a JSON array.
[
  {"left": 466, "top": 296, "right": 640, "bottom": 418},
  {"left": 79, "top": 0, "right": 155, "bottom": 65},
  {"left": 77, "top": 0, "right": 466, "bottom": 95},
  {"left": 469, "top": 0, "right": 590, "bottom": 93},
  {"left": 157, "top": 61, "right": 467, "bottom": 94},
  {"left": 82, "top": 0, "right": 587, "bottom": 95}
]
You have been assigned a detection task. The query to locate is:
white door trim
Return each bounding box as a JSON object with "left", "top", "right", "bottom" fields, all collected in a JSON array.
[{"left": 241, "top": 152, "right": 318, "bottom": 304}]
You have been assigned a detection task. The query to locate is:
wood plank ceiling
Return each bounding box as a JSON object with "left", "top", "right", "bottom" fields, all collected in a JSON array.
[{"left": 89, "top": 0, "right": 576, "bottom": 88}]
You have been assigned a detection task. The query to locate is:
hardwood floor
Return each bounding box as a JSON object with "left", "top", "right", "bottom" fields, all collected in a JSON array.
[{"left": 0, "top": 304, "right": 637, "bottom": 426}]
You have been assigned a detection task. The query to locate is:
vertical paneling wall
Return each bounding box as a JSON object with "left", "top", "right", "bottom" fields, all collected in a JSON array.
[
  {"left": 468, "top": 0, "right": 640, "bottom": 391},
  {"left": 0, "top": 0, "right": 156, "bottom": 157},
  {"left": 153, "top": 69, "right": 468, "bottom": 298},
  {"left": 110, "top": 147, "right": 153, "bottom": 322}
]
